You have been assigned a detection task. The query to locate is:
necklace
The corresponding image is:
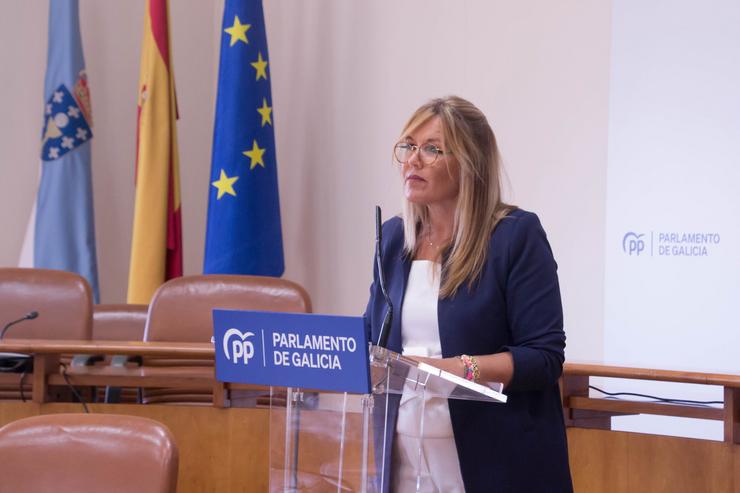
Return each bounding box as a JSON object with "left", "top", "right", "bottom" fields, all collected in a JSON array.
[
  {"left": 426, "top": 229, "right": 434, "bottom": 248},
  {"left": 426, "top": 229, "right": 447, "bottom": 249}
]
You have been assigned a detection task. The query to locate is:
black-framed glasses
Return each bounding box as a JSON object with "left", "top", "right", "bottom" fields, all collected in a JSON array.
[{"left": 393, "top": 142, "right": 448, "bottom": 166}]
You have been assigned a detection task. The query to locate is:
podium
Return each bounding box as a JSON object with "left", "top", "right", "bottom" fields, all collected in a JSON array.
[
  {"left": 266, "top": 344, "right": 507, "bottom": 493},
  {"left": 212, "top": 309, "right": 506, "bottom": 492}
]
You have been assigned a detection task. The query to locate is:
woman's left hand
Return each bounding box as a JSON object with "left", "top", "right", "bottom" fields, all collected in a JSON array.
[{"left": 409, "top": 353, "right": 514, "bottom": 386}]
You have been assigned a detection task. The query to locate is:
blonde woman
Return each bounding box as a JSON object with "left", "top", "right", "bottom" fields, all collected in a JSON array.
[{"left": 364, "top": 96, "right": 572, "bottom": 492}]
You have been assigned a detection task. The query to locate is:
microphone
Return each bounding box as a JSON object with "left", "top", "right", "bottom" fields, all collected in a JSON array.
[
  {"left": 0, "top": 311, "right": 38, "bottom": 374},
  {"left": 0, "top": 311, "right": 39, "bottom": 340},
  {"left": 374, "top": 206, "right": 394, "bottom": 348}
]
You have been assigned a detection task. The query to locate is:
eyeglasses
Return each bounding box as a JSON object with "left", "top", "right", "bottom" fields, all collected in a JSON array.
[{"left": 393, "top": 142, "right": 448, "bottom": 166}]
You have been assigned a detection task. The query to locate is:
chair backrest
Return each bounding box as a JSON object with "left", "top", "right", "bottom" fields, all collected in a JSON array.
[
  {"left": 0, "top": 268, "right": 92, "bottom": 340},
  {"left": 0, "top": 413, "right": 178, "bottom": 493},
  {"left": 93, "top": 304, "right": 148, "bottom": 341},
  {"left": 144, "top": 274, "right": 312, "bottom": 343}
]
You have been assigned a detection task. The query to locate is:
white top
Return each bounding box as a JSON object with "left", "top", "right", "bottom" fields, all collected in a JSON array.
[{"left": 393, "top": 261, "right": 465, "bottom": 493}]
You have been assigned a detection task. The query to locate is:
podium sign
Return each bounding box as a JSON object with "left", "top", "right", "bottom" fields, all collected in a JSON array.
[
  {"left": 213, "top": 310, "right": 504, "bottom": 492},
  {"left": 213, "top": 309, "right": 371, "bottom": 394}
]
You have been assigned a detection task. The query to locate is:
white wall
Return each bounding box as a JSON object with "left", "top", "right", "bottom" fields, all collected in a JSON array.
[
  {"left": 603, "top": 0, "right": 740, "bottom": 440},
  {"left": 0, "top": 1, "right": 612, "bottom": 362}
]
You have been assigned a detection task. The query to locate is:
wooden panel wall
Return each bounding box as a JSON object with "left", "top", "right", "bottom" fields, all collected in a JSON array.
[
  {"left": 0, "top": 403, "right": 737, "bottom": 492},
  {"left": 568, "top": 428, "right": 738, "bottom": 493}
]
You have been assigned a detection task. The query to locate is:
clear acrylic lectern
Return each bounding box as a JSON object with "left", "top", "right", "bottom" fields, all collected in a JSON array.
[{"left": 268, "top": 344, "right": 507, "bottom": 492}]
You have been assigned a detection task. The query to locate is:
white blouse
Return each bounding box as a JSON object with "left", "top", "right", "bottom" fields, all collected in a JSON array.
[{"left": 392, "top": 260, "right": 465, "bottom": 493}]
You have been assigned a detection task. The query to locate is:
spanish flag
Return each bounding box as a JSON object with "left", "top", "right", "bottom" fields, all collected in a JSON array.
[{"left": 127, "top": 0, "right": 182, "bottom": 304}]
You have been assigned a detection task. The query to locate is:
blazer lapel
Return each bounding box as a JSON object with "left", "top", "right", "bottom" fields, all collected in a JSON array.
[{"left": 387, "top": 250, "right": 411, "bottom": 353}]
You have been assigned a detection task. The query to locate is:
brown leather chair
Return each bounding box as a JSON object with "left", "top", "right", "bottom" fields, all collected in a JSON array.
[
  {"left": 0, "top": 268, "right": 92, "bottom": 400},
  {"left": 0, "top": 413, "right": 178, "bottom": 493},
  {"left": 0, "top": 267, "right": 92, "bottom": 340},
  {"left": 92, "top": 303, "right": 148, "bottom": 341},
  {"left": 85, "top": 304, "right": 148, "bottom": 403},
  {"left": 141, "top": 274, "right": 312, "bottom": 404}
]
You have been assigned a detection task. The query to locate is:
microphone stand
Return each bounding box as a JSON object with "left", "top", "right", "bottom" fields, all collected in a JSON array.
[
  {"left": 0, "top": 312, "right": 38, "bottom": 374},
  {"left": 374, "top": 206, "right": 394, "bottom": 349},
  {"left": 0, "top": 311, "right": 39, "bottom": 340}
]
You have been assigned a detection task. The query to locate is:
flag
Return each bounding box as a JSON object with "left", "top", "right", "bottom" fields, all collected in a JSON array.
[
  {"left": 20, "top": 0, "right": 100, "bottom": 303},
  {"left": 203, "top": 0, "right": 284, "bottom": 276},
  {"left": 127, "top": 0, "right": 183, "bottom": 304}
]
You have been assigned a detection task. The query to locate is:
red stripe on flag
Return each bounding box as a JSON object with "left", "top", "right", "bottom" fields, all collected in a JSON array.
[
  {"left": 166, "top": 207, "right": 183, "bottom": 279},
  {"left": 165, "top": 153, "right": 183, "bottom": 279},
  {"left": 149, "top": 0, "right": 170, "bottom": 70},
  {"left": 133, "top": 86, "right": 145, "bottom": 185}
]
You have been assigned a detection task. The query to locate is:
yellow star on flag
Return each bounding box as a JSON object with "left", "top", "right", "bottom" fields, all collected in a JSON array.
[
  {"left": 211, "top": 169, "right": 239, "bottom": 199},
  {"left": 251, "top": 52, "right": 268, "bottom": 80},
  {"left": 243, "top": 139, "right": 266, "bottom": 169},
  {"left": 224, "top": 16, "right": 251, "bottom": 46},
  {"left": 257, "top": 98, "right": 272, "bottom": 127}
]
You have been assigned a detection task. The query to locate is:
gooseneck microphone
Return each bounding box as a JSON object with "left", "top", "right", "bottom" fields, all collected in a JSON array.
[
  {"left": 0, "top": 311, "right": 39, "bottom": 340},
  {"left": 374, "top": 206, "right": 394, "bottom": 348}
]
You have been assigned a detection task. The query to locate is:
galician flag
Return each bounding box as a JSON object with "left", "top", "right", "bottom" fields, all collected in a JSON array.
[
  {"left": 20, "top": 0, "right": 100, "bottom": 302},
  {"left": 203, "top": 0, "right": 284, "bottom": 276},
  {"left": 127, "top": 0, "right": 183, "bottom": 304}
]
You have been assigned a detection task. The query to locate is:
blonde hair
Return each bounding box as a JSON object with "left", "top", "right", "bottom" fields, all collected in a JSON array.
[{"left": 400, "top": 96, "right": 514, "bottom": 298}]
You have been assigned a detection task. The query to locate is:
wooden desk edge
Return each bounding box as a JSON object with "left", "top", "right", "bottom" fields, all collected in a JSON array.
[
  {"left": 564, "top": 362, "right": 740, "bottom": 388},
  {"left": 0, "top": 340, "right": 214, "bottom": 358}
]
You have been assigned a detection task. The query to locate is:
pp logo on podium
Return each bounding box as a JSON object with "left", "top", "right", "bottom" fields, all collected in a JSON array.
[
  {"left": 214, "top": 310, "right": 372, "bottom": 394},
  {"left": 223, "top": 328, "right": 257, "bottom": 365}
]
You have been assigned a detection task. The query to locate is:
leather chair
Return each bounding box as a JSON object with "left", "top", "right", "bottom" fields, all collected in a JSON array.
[
  {"left": 0, "top": 413, "right": 178, "bottom": 493},
  {"left": 85, "top": 304, "right": 148, "bottom": 403},
  {"left": 0, "top": 268, "right": 92, "bottom": 400},
  {"left": 92, "top": 304, "right": 148, "bottom": 341},
  {"left": 141, "top": 274, "right": 312, "bottom": 404},
  {"left": 0, "top": 267, "right": 92, "bottom": 340}
]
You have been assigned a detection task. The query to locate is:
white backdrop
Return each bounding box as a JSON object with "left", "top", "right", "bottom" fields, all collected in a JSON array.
[{"left": 604, "top": 0, "right": 740, "bottom": 439}]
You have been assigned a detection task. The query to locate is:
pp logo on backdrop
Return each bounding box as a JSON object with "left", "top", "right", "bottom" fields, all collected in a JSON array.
[
  {"left": 223, "top": 328, "right": 256, "bottom": 365},
  {"left": 622, "top": 232, "right": 645, "bottom": 256}
]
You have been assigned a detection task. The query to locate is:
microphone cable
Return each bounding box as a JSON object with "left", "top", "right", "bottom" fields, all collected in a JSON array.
[
  {"left": 589, "top": 385, "right": 723, "bottom": 406},
  {"left": 19, "top": 370, "right": 28, "bottom": 403},
  {"left": 59, "top": 362, "right": 90, "bottom": 414}
]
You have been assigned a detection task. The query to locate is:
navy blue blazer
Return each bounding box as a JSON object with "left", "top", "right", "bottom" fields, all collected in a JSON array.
[{"left": 364, "top": 209, "right": 572, "bottom": 492}]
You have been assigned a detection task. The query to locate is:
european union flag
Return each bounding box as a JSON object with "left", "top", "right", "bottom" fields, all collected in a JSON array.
[
  {"left": 20, "top": 0, "right": 99, "bottom": 302},
  {"left": 204, "top": 0, "right": 284, "bottom": 276}
]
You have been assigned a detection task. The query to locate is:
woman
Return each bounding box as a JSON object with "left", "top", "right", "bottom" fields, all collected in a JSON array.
[{"left": 364, "top": 96, "right": 572, "bottom": 492}]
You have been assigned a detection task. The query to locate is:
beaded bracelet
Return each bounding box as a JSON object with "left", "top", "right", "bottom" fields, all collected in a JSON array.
[{"left": 460, "top": 354, "right": 480, "bottom": 382}]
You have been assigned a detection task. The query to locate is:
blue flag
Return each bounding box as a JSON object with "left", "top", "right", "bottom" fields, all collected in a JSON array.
[
  {"left": 21, "top": 0, "right": 100, "bottom": 302},
  {"left": 204, "top": 0, "right": 284, "bottom": 276}
]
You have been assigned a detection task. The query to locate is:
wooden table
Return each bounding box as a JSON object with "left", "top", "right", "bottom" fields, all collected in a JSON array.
[
  {"left": 0, "top": 340, "right": 737, "bottom": 492},
  {"left": 0, "top": 339, "right": 219, "bottom": 404},
  {"left": 563, "top": 361, "right": 740, "bottom": 444}
]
